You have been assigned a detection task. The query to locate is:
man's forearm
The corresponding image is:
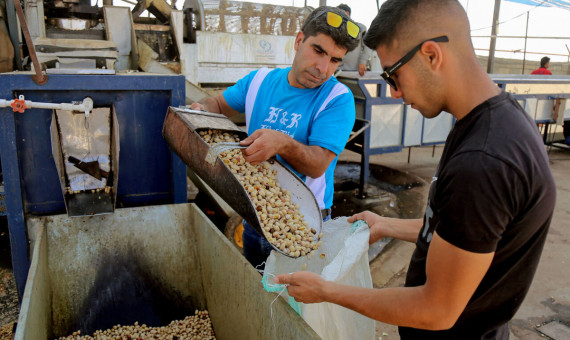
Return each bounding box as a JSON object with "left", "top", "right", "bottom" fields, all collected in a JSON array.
[
  {"left": 197, "top": 96, "right": 222, "bottom": 114},
  {"left": 322, "top": 283, "right": 452, "bottom": 330},
  {"left": 194, "top": 95, "right": 238, "bottom": 118},
  {"left": 277, "top": 138, "right": 335, "bottom": 178},
  {"left": 381, "top": 217, "right": 423, "bottom": 243}
]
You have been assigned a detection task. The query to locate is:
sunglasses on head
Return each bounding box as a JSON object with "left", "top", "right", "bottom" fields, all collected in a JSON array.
[
  {"left": 310, "top": 10, "right": 360, "bottom": 39},
  {"left": 381, "top": 35, "right": 449, "bottom": 92}
]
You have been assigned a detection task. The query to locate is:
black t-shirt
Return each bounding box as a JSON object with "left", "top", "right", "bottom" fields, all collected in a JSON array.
[{"left": 399, "top": 91, "right": 556, "bottom": 340}]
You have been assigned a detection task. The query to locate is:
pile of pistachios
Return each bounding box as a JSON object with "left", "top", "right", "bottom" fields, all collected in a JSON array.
[
  {"left": 57, "top": 310, "right": 215, "bottom": 339},
  {"left": 198, "top": 130, "right": 322, "bottom": 257}
]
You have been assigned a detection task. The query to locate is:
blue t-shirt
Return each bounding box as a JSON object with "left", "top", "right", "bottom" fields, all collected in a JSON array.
[{"left": 223, "top": 67, "right": 355, "bottom": 209}]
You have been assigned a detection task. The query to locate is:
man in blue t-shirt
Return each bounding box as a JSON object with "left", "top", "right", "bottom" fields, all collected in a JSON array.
[{"left": 190, "top": 6, "right": 358, "bottom": 269}]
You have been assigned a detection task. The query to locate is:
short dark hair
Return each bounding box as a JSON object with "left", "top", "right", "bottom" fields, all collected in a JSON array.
[
  {"left": 337, "top": 4, "right": 351, "bottom": 16},
  {"left": 301, "top": 6, "right": 359, "bottom": 52},
  {"left": 540, "top": 56, "right": 550, "bottom": 68},
  {"left": 364, "top": 0, "right": 459, "bottom": 50}
]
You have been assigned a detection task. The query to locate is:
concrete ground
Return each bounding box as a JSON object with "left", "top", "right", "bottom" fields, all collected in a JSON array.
[{"left": 337, "top": 145, "right": 569, "bottom": 340}]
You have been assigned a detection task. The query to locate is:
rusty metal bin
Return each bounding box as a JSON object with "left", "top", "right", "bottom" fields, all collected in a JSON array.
[{"left": 15, "top": 203, "right": 320, "bottom": 340}]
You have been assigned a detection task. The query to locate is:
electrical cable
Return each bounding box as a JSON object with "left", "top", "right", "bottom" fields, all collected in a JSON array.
[{"left": 470, "top": 0, "right": 550, "bottom": 32}]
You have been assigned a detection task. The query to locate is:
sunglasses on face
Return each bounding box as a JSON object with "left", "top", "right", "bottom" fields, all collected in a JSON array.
[
  {"left": 381, "top": 35, "right": 449, "bottom": 92},
  {"left": 310, "top": 10, "right": 360, "bottom": 39}
]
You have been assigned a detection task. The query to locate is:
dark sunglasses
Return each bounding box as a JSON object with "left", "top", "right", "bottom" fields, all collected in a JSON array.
[
  {"left": 381, "top": 35, "right": 449, "bottom": 91},
  {"left": 309, "top": 10, "right": 360, "bottom": 39}
]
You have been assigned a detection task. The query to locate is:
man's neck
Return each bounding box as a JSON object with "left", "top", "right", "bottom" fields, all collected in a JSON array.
[{"left": 447, "top": 70, "right": 502, "bottom": 121}]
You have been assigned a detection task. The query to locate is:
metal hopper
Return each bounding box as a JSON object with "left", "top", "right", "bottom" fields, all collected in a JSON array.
[{"left": 162, "top": 107, "right": 322, "bottom": 257}]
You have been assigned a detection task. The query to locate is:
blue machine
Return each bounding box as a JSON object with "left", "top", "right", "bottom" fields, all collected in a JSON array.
[{"left": 0, "top": 73, "right": 186, "bottom": 299}]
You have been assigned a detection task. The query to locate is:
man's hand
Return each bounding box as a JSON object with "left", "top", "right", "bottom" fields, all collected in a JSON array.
[
  {"left": 348, "top": 211, "right": 387, "bottom": 244},
  {"left": 188, "top": 95, "right": 239, "bottom": 117},
  {"left": 274, "top": 271, "right": 327, "bottom": 303},
  {"left": 189, "top": 102, "right": 205, "bottom": 111},
  {"left": 239, "top": 129, "right": 288, "bottom": 165},
  {"left": 348, "top": 212, "right": 423, "bottom": 244},
  {"left": 358, "top": 64, "right": 367, "bottom": 76},
  {"left": 240, "top": 128, "right": 335, "bottom": 177}
]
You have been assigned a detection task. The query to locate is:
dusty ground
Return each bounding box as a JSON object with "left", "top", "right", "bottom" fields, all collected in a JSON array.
[
  {"left": 0, "top": 215, "right": 18, "bottom": 339},
  {"left": 337, "top": 145, "right": 570, "bottom": 340}
]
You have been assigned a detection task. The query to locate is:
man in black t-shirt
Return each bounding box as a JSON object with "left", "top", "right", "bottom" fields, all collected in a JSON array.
[{"left": 274, "top": 1, "right": 556, "bottom": 339}]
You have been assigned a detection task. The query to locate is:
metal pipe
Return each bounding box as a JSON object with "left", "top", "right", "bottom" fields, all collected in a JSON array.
[
  {"left": 522, "top": 12, "right": 529, "bottom": 74},
  {"left": 0, "top": 97, "right": 93, "bottom": 116},
  {"left": 487, "top": 0, "right": 501, "bottom": 74},
  {"left": 5, "top": 0, "right": 22, "bottom": 70},
  {"left": 103, "top": 0, "right": 114, "bottom": 5},
  {"left": 12, "top": 0, "right": 47, "bottom": 85},
  {"left": 474, "top": 48, "right": 569, "bottom": 57},
  {"left": 472, "top": 35, "right": 570, "bottom": 40}
]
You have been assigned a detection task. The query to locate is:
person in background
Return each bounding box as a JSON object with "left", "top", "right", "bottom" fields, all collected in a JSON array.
[
  {"left": 336, "top": 4, "right": 373, "bottom": 76},
  {"left": 531, "top": 56, "right": 552, "bottom": 75},
  {"left": 275, "top": 1, "right": 556, "bottom": 339},
  {"left": 190, "top": 6, "right": 358, "bottom": 270},
  {"left": 531, "top": 56, "right": 567, "bottom": 144}
]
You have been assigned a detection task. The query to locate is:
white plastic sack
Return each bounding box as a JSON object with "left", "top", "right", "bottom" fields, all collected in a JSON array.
[{"left": 263, "top": 217, "right": 375, "bottom": 340}]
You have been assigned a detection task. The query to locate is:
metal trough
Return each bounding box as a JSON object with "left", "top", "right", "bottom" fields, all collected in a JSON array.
[{"left": 15, "top": 203, "right": 320, "bottom": 340}]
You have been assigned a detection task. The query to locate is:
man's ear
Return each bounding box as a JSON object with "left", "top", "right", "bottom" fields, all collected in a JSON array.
[
  {"left": 294, "top": 31, "right": 305, "bottom": 51},
  {"left": 420, "top": 40, "right": 444, "bottom": 71}
]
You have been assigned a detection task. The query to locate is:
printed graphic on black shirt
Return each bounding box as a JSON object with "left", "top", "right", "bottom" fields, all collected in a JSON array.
[{"left": 419, "top": 171, "right": 439, "bottom": 245}]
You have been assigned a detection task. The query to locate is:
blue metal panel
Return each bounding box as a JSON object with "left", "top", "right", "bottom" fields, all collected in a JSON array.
[
  {"left": 0, "top": 73, "right": 186, "bottom": 300},
  {"left": 344, "top": 74, "right": 570, "bottom": 194},
  {"left": 354, "top": 78, "right": 406, "bottom": 193},
  {"left": 0, "top": 100, "right": 29, "bottom": 303},
  {"left": 492, "top": 76, "right": 570, "bottom": 126}
]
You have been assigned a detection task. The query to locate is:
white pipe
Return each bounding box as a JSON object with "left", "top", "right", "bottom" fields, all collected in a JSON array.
[{"left": 0, "top": 96, "right": 93, "bottom": 117}]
